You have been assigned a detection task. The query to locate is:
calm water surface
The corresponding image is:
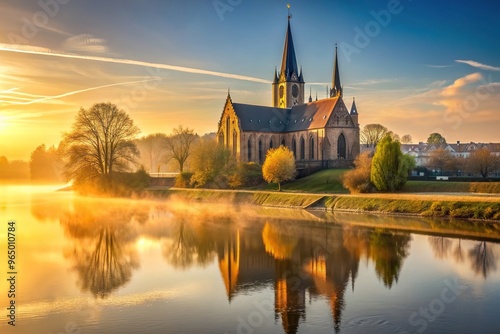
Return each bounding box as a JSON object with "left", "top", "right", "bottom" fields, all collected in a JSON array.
[{"left": 1, "top": 185, "right": 500, "bottom": 334}]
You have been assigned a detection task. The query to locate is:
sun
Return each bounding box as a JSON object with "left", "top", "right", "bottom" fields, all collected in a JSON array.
[{"left": 0, "top": 115, "right": 8, "bottom": 131}]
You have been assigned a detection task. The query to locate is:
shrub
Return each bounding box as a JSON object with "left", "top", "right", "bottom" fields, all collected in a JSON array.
[
  {"left": 175, "top": 172, "right": 193, "bottom": 188},
  {"left": 342, "top": 151, "right": 374, "bottom": 193},
  {"left": 229, "top": 162, "right": 264, "bottom": 188}
]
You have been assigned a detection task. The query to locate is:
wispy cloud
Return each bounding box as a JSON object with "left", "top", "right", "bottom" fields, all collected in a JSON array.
[
  {"left": 426, "top": 64, "right": 452, "bottom": 68},
  {"left": 354, "top": 78, "right": 397, "bottom": 85},
  {"left": 0, "top": 43, "right": 271, "bottom": 84},
  {"left": 1, "top": 78, "right": 161, "bottom": 106},
  {"left": 63, "top": 34, "right": 109, "bottom": 54},
  {"left": 455, "top": 60, "right": 500, "bottom": 71}
]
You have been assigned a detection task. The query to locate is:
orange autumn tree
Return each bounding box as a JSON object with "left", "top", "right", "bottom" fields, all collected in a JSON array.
[{"left": 262, "top": 146, "right": 296, "bottom": 191}]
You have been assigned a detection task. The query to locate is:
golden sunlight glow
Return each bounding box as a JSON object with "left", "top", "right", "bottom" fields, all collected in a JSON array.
[{"left": 0, "top": 114, "right": 7, "bottom": 131}]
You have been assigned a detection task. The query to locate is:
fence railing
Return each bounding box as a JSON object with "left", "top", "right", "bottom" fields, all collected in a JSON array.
[{"left": 148, "top": 172, "right": 179, "bottom": 178}]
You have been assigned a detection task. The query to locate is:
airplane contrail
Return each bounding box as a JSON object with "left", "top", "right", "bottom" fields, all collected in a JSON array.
[
  {"left": 0, "top": 43, "right": 271, "bottom": 84},
  {"left": 3, "top": 78, "right": 161, "bottom": 106}
]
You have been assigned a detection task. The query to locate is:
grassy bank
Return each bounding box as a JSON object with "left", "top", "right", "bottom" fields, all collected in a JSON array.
[
  {"left": 148, "top": 188, "right": 500, "bottom": 221},
  {"left": 152, "top": 189, "right": 323, "bottom": 208},
  {"left": 326, "top": 196, "right": 500, "bottom": 220}
]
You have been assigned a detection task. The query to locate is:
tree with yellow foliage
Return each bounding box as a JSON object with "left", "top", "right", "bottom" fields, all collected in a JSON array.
[{"left": 262, "top": 145, "right": 296, "bottom": 191}]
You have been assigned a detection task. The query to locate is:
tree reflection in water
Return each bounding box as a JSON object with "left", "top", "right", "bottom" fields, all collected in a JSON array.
[
  {"left": 60, "top": 200, "right": 144, "bottom": 298},
  {"left": 469, "top": 241, "right": 497, "bottom": 279},
  {"left": 161, "top": 212, "right": 219, "bottom": 269},
  {"left": 428, "top": 236, "right": 453, "bottom": 259},
  {"left": 370, "top": 230, "right": 412, "bottom": 288},
  {"left": 427, "top": 236, "right": 499, "bottom": 279}
]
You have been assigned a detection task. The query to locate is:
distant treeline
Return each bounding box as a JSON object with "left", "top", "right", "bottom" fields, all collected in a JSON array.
[
  {"left": 0, "top": 157, "right": 29, "bottom": 181},
  {"left": 0, "top": 144, "right": 64, "bottom": 183}
]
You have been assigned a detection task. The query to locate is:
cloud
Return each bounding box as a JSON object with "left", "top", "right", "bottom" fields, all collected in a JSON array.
[
  {"left": 0, "top": 43, "right": 270, "bottom": 84},
  {"left": 455, "top": 60, "right": 500, "bottom": 71},
  {"left": 426, "top": 64, "right": 452, "bottom": 68},
  {"left": 63, "top": 34, "right": 109, "bottom": 54},
  {"left": 441, "top": 72, "right": 483, "bottom": 97},
  {"left": 1, "top": 78, "right": 161, "bottom": 107}
]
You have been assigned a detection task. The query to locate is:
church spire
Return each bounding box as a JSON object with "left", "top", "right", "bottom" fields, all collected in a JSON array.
[
  {"left": 273, "top": 6, "right": 305, "bottom": 108},
  {"left": 330, "top": 44, "right": 342, "bottom": 98},
  {"left": 279, "top": 11, "right": 301, "bottom": 82},
  {"left": 350, "top": 97, "right": 358, "bottom": 115}
]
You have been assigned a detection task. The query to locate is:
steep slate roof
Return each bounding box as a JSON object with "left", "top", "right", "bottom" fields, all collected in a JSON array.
[
  {"left": 232, "top": 103, "right": 289, "bottom": 133},
  {"left": 232, "top": 97, "right": 340, "bottom": 133},
  {"left": 286, "top": 97, "right": 339, "bottom": 132}
]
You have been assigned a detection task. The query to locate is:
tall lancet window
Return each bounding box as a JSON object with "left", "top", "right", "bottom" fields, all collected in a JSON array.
[
  {"left": 300, "top": 136, "right": 305, "bottom": 160},
  {"left": 310, "top": 137, "right": 315, "bottom": 160},
  {"left": 248, "top": 138, "right": 252, "bottom": 161},
  {"left": 226, "top": 117, "right": 230, "bottom": 148}
]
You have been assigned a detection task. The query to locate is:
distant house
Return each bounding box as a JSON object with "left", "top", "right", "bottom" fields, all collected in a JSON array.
[
  {"left": 401, "top": 142, "right": 500, "bottom": 167},
  {"left": 216, "top": 15, "right": 360, "bottom": 170}
]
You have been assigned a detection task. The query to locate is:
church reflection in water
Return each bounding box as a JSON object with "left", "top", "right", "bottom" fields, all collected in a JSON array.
[
  {"left": 43, "top": 198, "right": 498, "bottom": 334},
  {"left": 217, "top": 221, "right": 411, "bottom": 334}
]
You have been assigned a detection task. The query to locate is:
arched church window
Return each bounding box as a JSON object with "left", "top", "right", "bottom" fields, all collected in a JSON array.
[
  {"left": 338, "top": 133, "right": 346, "bottom": 159},
  {"left": 292, "top": 138, "right": 297, "bottom": 157},
  {"left": 310, "top": 137, "right": 315, "bottom": 160},
  {"left": 233, "top": 131, "right": 237, "bottom": 156},
  {"left": 258, "top": 139, "right": 263, "bottom": 163},
  {"left": 226, "top": 117, "right": 230, "bottom": 148},
  {"left": 300, "top": 137, "right": 305, "bottom": 160},
  {"left": 248, "top": 138, "right": 252, "bottom": 161}
]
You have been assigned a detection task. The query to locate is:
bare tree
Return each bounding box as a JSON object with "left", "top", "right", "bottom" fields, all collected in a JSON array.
[
  {"left": 360, "top": 124, "right": 388, "bottom": 147},
  {"left": 401, "top": 134, "right": 412, "bottom": 144},
  {"left": 165, "top": 126, "right": 198, "bottom": 173},
  {"left": 428, "top": 148, "right": 454, "bottom": 173},
  {"left": 135, "top": 133, "right": 167, "bottom": 173},
  {"left": 62, "top": 103, "right": 140, "bottom": 185},
  {"left": 467, "top": 147, "right": 498, "bottom": 178}
]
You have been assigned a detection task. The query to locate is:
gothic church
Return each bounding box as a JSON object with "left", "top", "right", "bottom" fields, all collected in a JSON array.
[{"left": 217, "top": 15, "right": 360, "bottom": 168}]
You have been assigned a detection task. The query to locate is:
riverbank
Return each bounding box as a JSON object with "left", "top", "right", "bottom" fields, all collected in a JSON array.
[{"left": 147, "top": 188, "right": 500, "bottom": 221}]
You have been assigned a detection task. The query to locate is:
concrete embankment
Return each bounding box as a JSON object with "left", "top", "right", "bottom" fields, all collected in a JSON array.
[{"left": 147, "top": 188, "right": 500, "bottom": 221}]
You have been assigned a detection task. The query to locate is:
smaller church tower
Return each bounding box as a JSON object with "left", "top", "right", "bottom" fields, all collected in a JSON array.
[
  {"left": 273, "top": 10, "right": 305, "bottom": 108},
  {"left": 350, "top": 97, "right": 358, "bottom": 127},
  {"left": 330, "top": 45, "right": 342, "bottom": 98}
]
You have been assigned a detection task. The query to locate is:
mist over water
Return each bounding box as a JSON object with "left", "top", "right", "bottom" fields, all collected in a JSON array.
[{"left": 1, "top": 185, "right": 499, "bottom": 334}]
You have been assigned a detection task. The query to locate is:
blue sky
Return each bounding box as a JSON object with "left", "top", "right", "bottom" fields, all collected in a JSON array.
[{"left": 0, "top": 0, "right": 499, "bottom": 159}]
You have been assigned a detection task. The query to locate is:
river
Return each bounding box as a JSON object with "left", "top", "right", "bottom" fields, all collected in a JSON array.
[{"left": 0, "top": 185, "right": 499, "bottom": 334}]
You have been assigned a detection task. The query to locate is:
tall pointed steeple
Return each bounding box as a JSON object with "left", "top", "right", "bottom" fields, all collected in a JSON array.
[
  {"left": 272, "top": 7, "right": 305, "bottom": 108},
  {"left": 280, "top": 16, "right": 302, "bottom": 82},
  {"left": 350, "top": 97, "right": 358, "bottom": 115},
  {"left": 330, "top": 44, "right": 342, "bottom": 98}
]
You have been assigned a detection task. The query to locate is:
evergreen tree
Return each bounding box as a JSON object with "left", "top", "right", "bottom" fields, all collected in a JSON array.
[{"left": 370, "top": 134, "right": 415, "bottom": 191}]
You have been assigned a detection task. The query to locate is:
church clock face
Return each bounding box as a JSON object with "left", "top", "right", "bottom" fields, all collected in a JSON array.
[
  {"left": 279, "top": 85, "right": 284, "bottom": 98},
  {"left": 292, "top": 84, "right": 299, "bottom": 98}
]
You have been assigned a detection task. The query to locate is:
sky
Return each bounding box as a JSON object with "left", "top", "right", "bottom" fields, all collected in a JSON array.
[{"left": 0, "top": 0, "right": 499, "bottom": 160}]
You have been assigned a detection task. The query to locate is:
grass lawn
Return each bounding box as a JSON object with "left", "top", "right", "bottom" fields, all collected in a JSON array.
[
  {"left": 265, "top": 169, "right": 349, "bottom": 193},
  {"left": 260, "top": 169, "right": 500, "bottom": 194},
  {"left": 403, "top": 180, "right": 470, "bottom": 193}
]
